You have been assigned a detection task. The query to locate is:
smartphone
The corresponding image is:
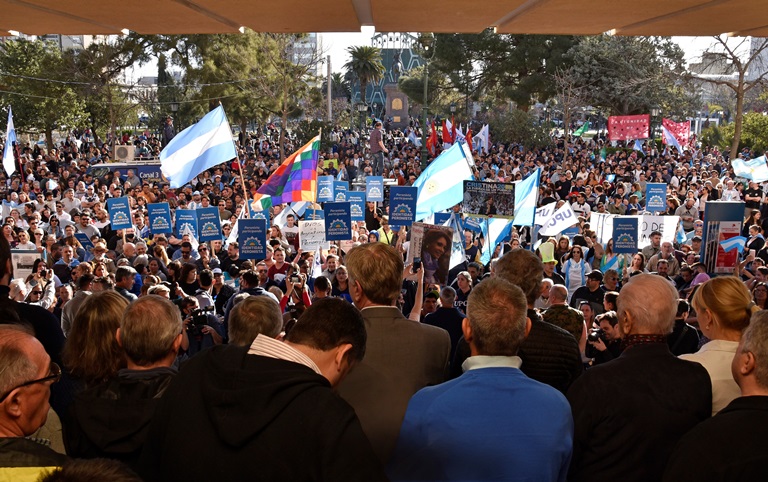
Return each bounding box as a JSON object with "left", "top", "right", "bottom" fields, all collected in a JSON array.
[
  {"left": 412, "top": 257, "right": 422, "bottom": 273},
  {"left": 750, "top": 249, "right": 756, "bottom": 258}
]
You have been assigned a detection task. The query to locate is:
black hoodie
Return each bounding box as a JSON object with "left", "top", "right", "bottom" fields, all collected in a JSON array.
[{"left": 138, "top": 344, "right": 386, "bottom": 482}]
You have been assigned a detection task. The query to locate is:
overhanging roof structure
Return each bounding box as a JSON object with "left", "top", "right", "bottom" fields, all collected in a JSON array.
[{"left": 0, "top": 0, "right": 766, "bottom": 37}]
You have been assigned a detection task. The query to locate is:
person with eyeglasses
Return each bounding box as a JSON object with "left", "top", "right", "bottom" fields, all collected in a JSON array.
[{"left": 0, "top": 325, "right": 67, "bottom": 478}]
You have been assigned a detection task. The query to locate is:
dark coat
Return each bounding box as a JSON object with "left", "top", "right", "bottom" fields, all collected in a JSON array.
[{"left": 567, "top": 342, "right": 712, "bottom": 482}]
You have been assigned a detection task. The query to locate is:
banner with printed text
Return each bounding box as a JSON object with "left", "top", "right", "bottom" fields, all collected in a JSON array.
[
  {"left": 175, "top": 209, "right": 198, "bottom": 238},
  {"left": 462, "top": 181, "right": 515, "bottom": 218},
  {"left": 324, "top": 202, "right": 352, "bottom": 241},
  {"left": 316, "top": 176, "right": 334, "bottom": 203},
  {"left": 612, "top": 218, "right": 638, "bottom": 254},
  {"left": 388, "top": 186, "right": 417, "bottom": 229},
  {"left": 644, "top": 184, "right": 667, "bottom": 213},
  {"left": 196, "top": 207, "right": 222, "bottom": 242},
  {"left": 333, "top": 181, "right": 348, "bottom": 202},
  {"left": 366, "top": 176, "right": 384, "bottom": 202},
  {"left": 148, "top": 203, "right": 173, "bottom": 234},
  {"left": 238, "top": 218, "right": 267, "bottom": 260},
  {"left": 348, "top": 192, "right": 365, "bottom": 222},
  {"left": 106, "top": 197, "right": 132, "bottom": 230},
  {"left": 662, "top": 118, "right": 691, "bottom": 145},
  {"left": 607, "top": 114, "right": 650, "bottom": 141}
]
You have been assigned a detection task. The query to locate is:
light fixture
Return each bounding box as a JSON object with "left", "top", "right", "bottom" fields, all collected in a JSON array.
[{"left": 450, "top": 102, "right": 456, "bottom": 114}]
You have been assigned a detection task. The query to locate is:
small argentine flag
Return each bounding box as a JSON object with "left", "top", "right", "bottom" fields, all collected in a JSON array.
[{"left": 719, "top": 236, "right": 747, "bottom": 253}]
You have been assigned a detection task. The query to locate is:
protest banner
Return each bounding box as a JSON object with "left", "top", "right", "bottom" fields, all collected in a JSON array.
[
  {"left": 462, "top": 181, "right": 515, "bottom": 218},
  {"left": 324, "top": 202, "right": 352, "bottom": 241},
  {"left": 348, "top": 192, "right": 365, "bottom": 222},
  {"left": 388, "top": 186, "right": 417, "bottom": 229},
  {"left": 316, "top": 176, "right": 334, "bottom": 203},
  {"left": 333, "top": 181, "right": 348, "bottom": 202},
  {"left": 175, "top": 209, "right": 198, "bottom": 238},
  {"left": 299, "top": 219, "right": 327, "bottom": 251},
  {"left": 238, "top": 218, "right": 267, "bottom": 260},
  {"left": 11, "top": 250, "right": 38, "bottom": 282},
  {"left": 148, "top": 203, "right": 173, "bottom": 234},
  {"left": 196, "top": 207, "right": 222, "bottom": 242},
  {"left": 612, "top": 217, "right": 639, "bottom": 254},
  {"left": 645, "top": 184, "right": 667, "bottom": 213},
  {"left": 366, "top": 176, "right": 384, "bottom": 202},
  {"left": 407, "top": 222, "right": 454, "bottom": 285},
  {"left": 106, "top": 197, "right": 132, "bottom": 230},
  {"left": 304, "top": 208, "right": 324, "bottom": 220}
]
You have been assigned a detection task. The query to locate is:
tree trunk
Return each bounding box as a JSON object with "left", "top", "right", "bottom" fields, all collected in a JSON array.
[
  {"left": 240, "top": 119, "right": 248, "bottom": 148},
  {"left": 730, "top": 78, "right": 745, "bottom": 159},
  {"left": 45, "top": 129, "right": 54, "bottom": 152}
]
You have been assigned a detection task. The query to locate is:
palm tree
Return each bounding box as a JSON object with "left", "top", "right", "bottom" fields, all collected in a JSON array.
[
  {"left": 343, "top": 46, "right": 385, "bottom": 104},
  {"left": 321, "top": 72, "right": 352, "bottom": 100}
]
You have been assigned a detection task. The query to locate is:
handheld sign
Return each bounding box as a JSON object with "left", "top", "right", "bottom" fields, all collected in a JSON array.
[
  {"left": 316, "top": 176, "right": 334, "bottom": 203},
  {"left": 175, "top": 209, "right": 198, "bottom": 238},
  {"left": 645, "top": 184, "right": 667, "bottom": 213},
  {"left": 612, "top": 217, "right": 639, "bottom": 254},
  {"left": 238, "top": 218, "right": 267, "bottom": 260},
  {"left": 148, "top": 203, "right": 173, "bottom": 234},
  {"left": 106, "top": 197, "right": 132, "bottom": 230},
  {"left": 366, "top": 176, "right": 384, "bottom": 202},
  {"left": 333, "top": 181, "right": 348, "bottom": 202},
  {"left": 388, "top": 186, "right": 417, "bottom": 229},
  {"left": 348, "top": 192, "right": 365, "bottom": 222},
  {"left": 196, "top": 207, "right": 222, "bottom": 242},
  {"left": 324, "top": 202, "right": 352, "bottom": 241},
  {"left": 299, "top": 219, "right": 327, "bottom": 251}
]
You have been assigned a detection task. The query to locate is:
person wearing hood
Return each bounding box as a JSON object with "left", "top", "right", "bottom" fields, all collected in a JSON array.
[
  {"left": 63, "top": 295, "right": 182, "bottom": 470},
  {"left": 138, "top": 297, "right": 386, "bottom": 482}
]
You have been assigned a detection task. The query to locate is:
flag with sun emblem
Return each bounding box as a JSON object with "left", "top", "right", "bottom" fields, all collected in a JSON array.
[{"left": 412, "top": 141, "right": 475, "bottom": 222}]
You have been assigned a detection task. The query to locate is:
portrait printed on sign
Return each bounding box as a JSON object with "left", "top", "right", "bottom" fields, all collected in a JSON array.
[
  {"left": 462, "top": 181, "right": 515, "bottom": 218},
  {"left": 408, "top": 222, "right": 454, "bottom": 285}
]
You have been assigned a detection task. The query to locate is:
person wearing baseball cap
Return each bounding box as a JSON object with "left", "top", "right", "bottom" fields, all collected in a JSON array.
[{"left": 570, "top": 270, "right": 606, "bottom": 315}]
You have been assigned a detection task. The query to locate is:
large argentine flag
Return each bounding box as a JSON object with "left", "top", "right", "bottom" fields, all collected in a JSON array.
[
  {"left": 3, "top": 106, "right": 16, "bottom": 176},
  {"left": 160, "top": 105, "right": 237, "bottom": 188},
  {"left": 512, "top": 168, "right": 540, "bottom": 227},
  {"left": 413, "top": 141, "right": 475, "bottom": 222},
  {"left": 662, "top": 125, "right": 684, "bottom": 154}
]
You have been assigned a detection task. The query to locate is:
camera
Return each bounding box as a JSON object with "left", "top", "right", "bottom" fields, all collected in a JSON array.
[
  {"left": 191, "top": 306, "right": 215, "bottom": 327},
  {"left": 588, "top": 328, "right": 605, "bottom": 343},
  {"left": 412, "top": 257, "right": 422, "bottom": 273},
  {"left": 40, "top": 269, "right": 47, "bottom": 278},
  {"left": 290, "top": 274, "right": 300, "bottom": 284}
]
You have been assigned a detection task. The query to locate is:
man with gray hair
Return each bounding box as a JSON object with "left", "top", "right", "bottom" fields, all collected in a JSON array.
[
  {"left": 64, "top": 295, "right": 183, "bottom": 469},
  {"left": 567, "top": 274, "right": 711, "bottom": 482},
  {"left": 115, "top": 266, "right": 137, "bottom": 302},
  {"left": 0, "top": 325, "right": 67, "bottom": 478},
  {"left": 228, "top": 296, "right": 283, "bottom": 346},
  {"left": 389, "top": 278, "right": 573, "bottom": 481},
  {"left": 665, "top": 310, "right": 768, "bottom": 480}
]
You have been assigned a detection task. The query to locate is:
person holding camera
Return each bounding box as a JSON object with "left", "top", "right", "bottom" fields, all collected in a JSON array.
[
  {"left": 281, "top": 268, "right": 311, "bottom": 313},
  {"left": 179, "top": 296, "right": 223, "bottom": 358},
  {"left": 585, "top": 311, "right": 624, "bottom": 366}
]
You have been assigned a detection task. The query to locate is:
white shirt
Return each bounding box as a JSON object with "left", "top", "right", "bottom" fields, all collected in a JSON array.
[
  {"left": 680, "top": 339, "right": 740, "bottom": 416},
  {"left": 248, "top": 334, "right": 322, "bottom": 375}
]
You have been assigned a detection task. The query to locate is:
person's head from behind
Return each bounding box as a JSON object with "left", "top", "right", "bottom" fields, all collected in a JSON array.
[
  {"left": 228, "top": 296, "right": 283, "bottom": 347},
  {"left": 494, "top": 249, "right": 543, "bottom": 308},
  {"left": 346, "top": 243, "right": 403, "bottom": 307},
  {"left": 0, "top": 325, "right": 59, "bottom": 436},
  {"left": 464, "top": 278, "right": 529, "bottom": 357},
  {"left": 692, "top": 276, "right": 756, "bottom": 339},
  {"left": 118, "top": 296, "right": 183, "bottom": 368},
  {"left": 39, "top": 458, "right": 142, "bottom": 482},
  {"left": 313, "top": 276, "right": 331, "bottom": 298},
  {"left": 616, "top": 274, "right": 678, "bottom": 337},
  {"left": 284, "top": 297, "right": 367, "bottom": 387},
  {"left": 733, "top": 310, "right": 768, "bottom": 395},
  {"left": 63, "top": 291, "right": 128, "bottom": 384}
]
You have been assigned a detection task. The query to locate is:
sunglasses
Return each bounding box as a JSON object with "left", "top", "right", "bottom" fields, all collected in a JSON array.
[{"left": 0, "top": 362, "right": 61, "bottom": 403}]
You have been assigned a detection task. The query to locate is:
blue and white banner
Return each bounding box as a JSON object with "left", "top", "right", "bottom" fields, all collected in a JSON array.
[
  {"left": 3, "top": 106, "right": 16, "bottom": 176},
  {"left": 720, "top": 235, "right": 747, "bottom": 253},
  {"left": 175, "top": 209, "right": 198, "bottom": 238},
  {"left": 348, "top": 192, "right": 365, "bottom": 222},
  {"left": 613, "top": 217, "right": 639, "bottom": 254},
  {"left": 333, "top": 181, "right": 348, "bottom": 202},
  {"left": 324, "top": 202, "right": 352, "bottom": 241},
  {"left": 389, "top": 186, "right": 418, "bottom": 229},
  {"left": 106, "top": 197, "right": 132, "bottom": 230},
  {"left": 304, "top": 208, "right": 324, "bottom": 220},
  {"left": 463, "top": 215, "right": 482, "bottom": 233},
  {"left": 74, "top": 232, "right": 93, "bottom": 251},
  {"left": 160, "top": 105, "right": 237, "bottom": 189},
  {"left": 316, "top": 175, "right": 334, "bottom": 203},
  {"left": 238, "top": 218, "right": 267, "bottom": 260},
  {"left": 645, "top": 183, "right": 667, "bottom": 212},
  {"left": 196, "top": 207, "right": 222, "bottom": 242},
  {"left": 366, "top": 176, "right": 384, "bottom": 202},
  {"left": 434, "top": 212, "right": 452, "bottom": 226},
  {"left": 148, "top": 203, "right": 173, "bottom": 234}
]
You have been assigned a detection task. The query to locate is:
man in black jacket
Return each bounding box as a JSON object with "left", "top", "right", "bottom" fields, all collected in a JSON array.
[
  {"left": 64, "top": 295, "right": 182, "bottom": 469},
  {"left": 138, "top": 298, "right": 386, "bottom": 482}
]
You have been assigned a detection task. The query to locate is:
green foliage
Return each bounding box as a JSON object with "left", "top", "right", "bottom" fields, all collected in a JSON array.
[
  {"left": 699, "top": 123, "right": 726, "bottom": 150},
  {"left": 344, "top": 46, "right": 385, "bottom": 104},
  {"left": 568, "top": 35, "right": 696, "bottom": 116},
  {"left": 0, "top": 39, "right": 87, "bottom": 147},
  {"left": 487, "top": 109, "right": 552, "bottom": 150},
  {"left": 292, "top": 119, "right": 333, "bottom": 152},
  {"left": 705, "top": 113, "right": 768, "bottom": 155},
  {"left": 322, "top": 72, "right": 351, "bottom": 101}
]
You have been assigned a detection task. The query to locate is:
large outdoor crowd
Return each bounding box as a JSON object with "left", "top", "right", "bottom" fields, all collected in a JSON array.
[{"left": 1, "top": 117, "right": 767, "bottom": 481}]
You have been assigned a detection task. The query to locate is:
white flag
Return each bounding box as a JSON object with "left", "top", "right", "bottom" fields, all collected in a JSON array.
[{"left": 539, "top": 203, "right": 578, "bottom": 236}]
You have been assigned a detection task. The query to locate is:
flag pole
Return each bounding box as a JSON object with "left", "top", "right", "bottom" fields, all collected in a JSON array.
[{"left": 222, "top": 106, "right": 251, "bottom": 220}]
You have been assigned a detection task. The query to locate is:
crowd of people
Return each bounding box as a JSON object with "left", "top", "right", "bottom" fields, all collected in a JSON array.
[{"left": 1, "top": 117, "right": 768, "bottom": 481}]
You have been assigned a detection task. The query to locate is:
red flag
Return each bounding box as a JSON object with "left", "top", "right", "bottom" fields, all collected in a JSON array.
[
  {"left": 451, "top": 115, "right": 456, "bottom": 144},
  {"left": 441, "top": 120, "right": 452, "bottom": 145},
  {"left": 465, "top": 128, "right": 473, "bottom": 152},
  {"left": 428, "top": 121, "right": 438, "bottom": 155}
]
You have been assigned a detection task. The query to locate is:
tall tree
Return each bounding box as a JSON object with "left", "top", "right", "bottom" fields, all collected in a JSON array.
[
  {"left": 344, "top": 46, "right": 385, "bottom": 105},
  {"left": 692, "top": 36, "right": 768, "bottom": 157},
  {"left": 0, "top": 39, "right": 86, "bottom": 148}
]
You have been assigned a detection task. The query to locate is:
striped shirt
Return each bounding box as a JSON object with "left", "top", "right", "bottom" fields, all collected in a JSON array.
[{"left": 248, "top": 334, "right": 321, "bottom": 376}]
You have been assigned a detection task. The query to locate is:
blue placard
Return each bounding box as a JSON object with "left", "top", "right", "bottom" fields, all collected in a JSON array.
[
  {"left": 74, "top": 232, "right": 93, "bottom": 250},
  {"left": 324, "top": 202, "right": 352, "bottom": 241},
  {"left": 333, "top": 181, "right": 348, "bottom": 202},
  {"left": 316, "top": 176, "right": 334, "bottom": 203},
  {"left": 106, "top": 197, "right": 132, "bottom": 230},
  {"left": 348, "top": 192, "right": 365, "bottom": 222},
  {"left": 196, "top": 207, "right": 222, "bottom": 242},
  {"left": 304, "top": 208, "right": 324, "bottom": 220},
  {"left": 148, "top": 203, "right": 173, "bottom": 234},
  {"left": 562, "top": 226, "right": 580, "bottom": 237},
  {"left": 613, "top": 217, "right": 639, "bottom": 254},
  {"left": 175, "top": 209, "right": 198, "bottom": 238},
  {"left": 388, "top": 186, "right": 417, "bottom": 229},
  {"left": 606, "top": 174, "right": 616, "bottom": 183},
  {"left": 645, "top": 183, "right": 667, "bottom": 212},
  {"left": 238, "top": 218, "right": 267, "bottom": 260},
  {"left": 434, "top": 212, "right": 452, "bottom": 226},
  {"left": 463, "top": 215, "right": 482, "bottom": 233},
  {"left": 366, "top": 176, "right": 384, "bottom": 202}
]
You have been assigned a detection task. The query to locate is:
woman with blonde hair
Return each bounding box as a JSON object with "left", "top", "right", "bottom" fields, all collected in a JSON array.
[
  {"left": 682, "top": 276, "right": 759, "bottom": 415},
  {"left": 62, "top": 290, "right": 129, "bottom": 387}
]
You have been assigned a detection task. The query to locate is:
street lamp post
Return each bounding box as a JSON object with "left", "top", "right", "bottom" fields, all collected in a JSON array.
[
  {"left": 418, "top": 33, "right": 435, "bottom": 169},
  {"left": 373, "top": 102, "right": 378, "bottom": 120},
  {"left": 450, "top": 102, "right": 456, "bottom": 115},
  {"left": 357, "top": 102, "right": 368, "bottom": 132},
  {"left": 170, "top": 101, "right": 179, "bottom": 130},
  {"left": 650, "top": 106, "right": 661, "bottom": 150}
]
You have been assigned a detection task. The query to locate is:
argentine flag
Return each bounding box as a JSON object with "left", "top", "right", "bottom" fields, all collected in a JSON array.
[
  {"left": 480, "top": 218, "right": 512, "bottom": 265},
  {"left": 720, "top": 236, "right": 747, "bottom": 253},
  {"left": 413, "top": 141, "right": 475, "bottom": 222},
  {"left": 442, "top": 213, "right": 465, "bottom": 269},
  {"left": 160, "top": 105, "right": 237, "bottom": 188},
  {"left": 512, "top": 168, "right": 541, "bottom": 227},
  {"left": 3, "top": 106, "right": 16, "bottom": 176},
  {"left": 662, "top": 125, "right": 684, "bottom": 154}
]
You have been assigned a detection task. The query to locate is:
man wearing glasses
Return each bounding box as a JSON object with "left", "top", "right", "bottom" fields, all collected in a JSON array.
[{"left": 0, "top": 325, "right": 66, "bottom": 477}]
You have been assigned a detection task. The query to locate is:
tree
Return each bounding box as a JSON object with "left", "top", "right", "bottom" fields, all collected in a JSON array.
[
  {"left": 322, "top": 72, "right": 351, "bottom": 100},
  {"left": 692, "top": 36, "right": 768, "bottom": 157},
  {"left": 488, "top": 109, "right": 551, "bottom": 150},
  {"left": 702, "top": 112, "right": 768, "bottom": 155},
  {"left": 568, "top": 35, "right": 694, "bottom": 116},
  {"left": 343, "top": 46, "right": 385, "bottom": 105},
  {"left": 0, "top": 39, "right": 87, "bottom": 148},
  {"left": 552, "top": 67, "right": 588, "bottom": 138}
]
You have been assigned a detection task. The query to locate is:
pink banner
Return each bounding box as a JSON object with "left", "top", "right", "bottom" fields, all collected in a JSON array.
[
  {"left": 662, "top": 118, "right": 691, "bottom": 145},
  {"left": 607, "top": 115, "right": 650, "bottom": 141}
]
